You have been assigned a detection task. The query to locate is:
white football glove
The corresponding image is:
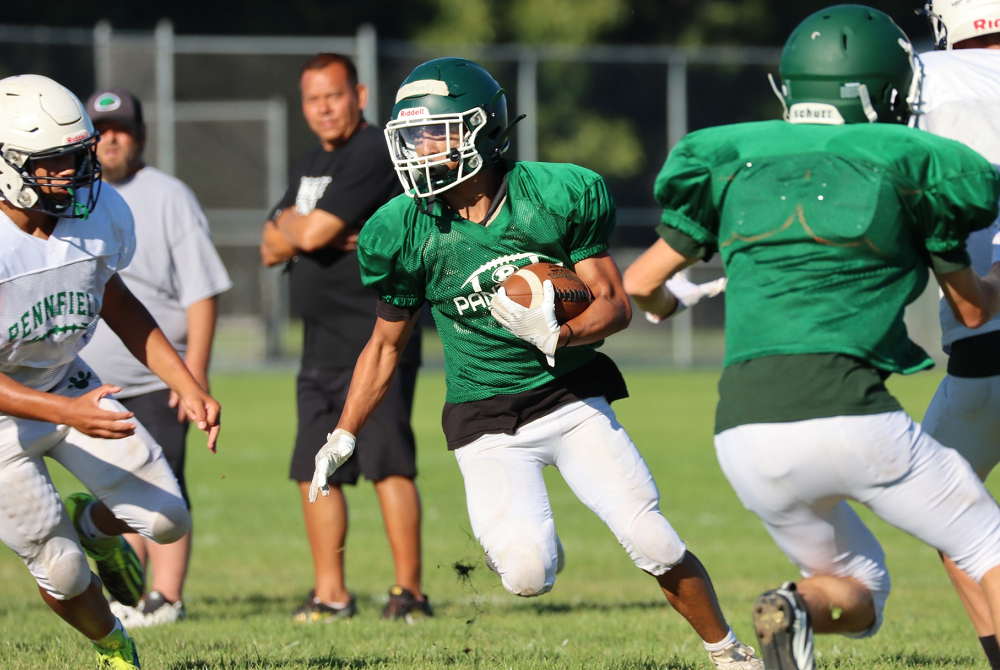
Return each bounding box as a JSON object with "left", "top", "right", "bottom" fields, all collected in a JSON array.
[
  {"left": 308, "top": 428, "right": 357, "bottom": 503},
  {"left": 646, "top": 272, "right": 728, "bottom": 324},
  {"left": 491, "top": 280, "right": 560, "bottom": 367}
]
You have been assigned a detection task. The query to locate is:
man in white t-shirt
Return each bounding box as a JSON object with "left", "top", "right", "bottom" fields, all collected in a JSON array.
[
  {"left": 0, "top": 74, "right": 220, "bottom": 670},
  {"left": 915, "top": 3, "right": 1000, "bottom": 668},
  {"left": 81, "top": 88, "right": 232, "bottom": 629}
]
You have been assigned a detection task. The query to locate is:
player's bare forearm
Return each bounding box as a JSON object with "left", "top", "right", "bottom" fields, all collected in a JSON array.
[
  {"left": 102, "top": 274, "right": 220, "bottom": 448},
  {"left": 561, "top": 252, "right": 632, "bottom": 347},
  {"left": 101, "top": 276, "right": 194, "bottom": 392},
  {"left": 185, "top": 296, "right": 218, "bottom": 389},
  {"left": 261, "top": 219, "right": 297, "bottom": 266},
  {"left": 275, "top": 207, "right": 350, "bottom": 253},
  {"left": 623, "top": 239, "right": 697, "bottom": 318},
  {"left": 336, "top": 316, "right": 417, "bottom": 434},
  {"left": 0, "top": 372, "right": 136, "bottom": 438},
  {"left": 0, "top": 370, "right": 73, "bottom": 423},
  {"left": 936, "top": 263, "right": 1000, "bottom": 329}
]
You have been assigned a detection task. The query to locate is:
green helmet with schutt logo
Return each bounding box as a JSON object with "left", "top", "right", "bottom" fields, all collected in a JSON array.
[
  {"left": 773, "top": 5, "right": 921, "bottom": 125},
  {"left": 385, "top": 57, "right": 522, "bottom": 199}
]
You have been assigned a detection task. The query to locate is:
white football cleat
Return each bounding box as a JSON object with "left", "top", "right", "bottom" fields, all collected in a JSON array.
[
  {"left": 117, "top": 591, "right": 187, "bottom": 629},
  {"left": 708, "top": 640, "right": 764, "bottom": 669}
]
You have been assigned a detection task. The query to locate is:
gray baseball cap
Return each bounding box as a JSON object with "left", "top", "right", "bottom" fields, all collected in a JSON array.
[{"left": 86, "top": 87, "right": 144, "bottom": 130}]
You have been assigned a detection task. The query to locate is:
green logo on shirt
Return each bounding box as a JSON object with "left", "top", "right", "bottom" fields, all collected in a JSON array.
[
  {"left": 6, "top": 290, "right": 98, "bottom": 343},
  {"left": 66, "top": 371, "right": 94, "bottom": 389}
]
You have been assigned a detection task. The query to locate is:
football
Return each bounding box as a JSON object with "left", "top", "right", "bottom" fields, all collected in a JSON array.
[{"left": 499, "top": 262, "right": 593, "bottom": 324}]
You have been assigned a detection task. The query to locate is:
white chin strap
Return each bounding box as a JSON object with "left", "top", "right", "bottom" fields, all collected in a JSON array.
[
  {"left": 900, "top": 38, "right": 925, "bottom": 123},
  {"left": 768, "top": 73, "right": 789, "bottom": 120},
  {"left": 840, "top": 83, "right": 879, "bottom": 123}
]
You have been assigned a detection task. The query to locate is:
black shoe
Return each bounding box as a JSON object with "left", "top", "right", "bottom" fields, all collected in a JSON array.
[
  {"left": 291, "top": 590, "right": 357, "bottom": 623},
  {"left": 753, "top": 582, "right": 815, "bottom": 670},
  {"left": 381, "top": 585, "right": 432, "bottom": 624}
]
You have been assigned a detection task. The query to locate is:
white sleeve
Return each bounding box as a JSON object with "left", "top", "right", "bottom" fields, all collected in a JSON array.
[
  {"left": 101, "top": 187, "right": 136, "bottom": 272},
  {"left": 166, "top": 185, "right": 232, "bottom": 307},
  {"left": 992, "top": 221, "right": 1000, "bottom": 265}
]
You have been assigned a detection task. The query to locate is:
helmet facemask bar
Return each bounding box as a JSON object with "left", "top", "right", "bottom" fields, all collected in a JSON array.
[
  {"left": 1, "top": 134, "right": 102, "bottom": 218},
  {"left": 385, "top": 108, "right": 489, "bottom": 199},
  {"left": 901, "top": 39, "right": 925, "bottom": 121},
  {"left": 924, "top": 2, "right": 950, "bottom": 49}
]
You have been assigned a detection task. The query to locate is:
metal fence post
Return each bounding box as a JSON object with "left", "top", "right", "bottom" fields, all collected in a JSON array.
[
  {"left": 356, "top": 24, "right": 378, "bottom": 125},
  {"left": 93, "top": 20, "right": 112, "bottom": 89},
  {"left": 667, "top": 55, "right": 694, "bottom": 367},
  {"left": 155, "top": 19, "right": 175, "bottom": 176},
  {"left": 517, "top": 50, "right": 538, "bottom": 162},
  {"left": 263, "top": 97, "right": 289, "bottom": 360}
]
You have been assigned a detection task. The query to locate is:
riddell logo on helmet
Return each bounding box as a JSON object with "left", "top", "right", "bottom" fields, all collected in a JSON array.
[
  {"left": 64, "top": 130, "right": 90, "bottom": 143},
  {"left": 398, "top": 107, "right": 430, "bottom": 119},
  {"left": 974, "top": 18, "right": 1000, "bottom": 31}
]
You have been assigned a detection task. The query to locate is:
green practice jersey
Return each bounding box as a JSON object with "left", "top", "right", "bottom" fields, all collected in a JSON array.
[
  {"left": 358, "top": 161, "right": 615, "bottom": 404},
  {"left": 655, "top": 120, "right": 999, "bottom": 375}
]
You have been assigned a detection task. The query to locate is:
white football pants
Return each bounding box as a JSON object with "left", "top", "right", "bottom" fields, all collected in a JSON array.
[
  {"left": 715, "top": 410, "right": 1000, "bottom": 638},
  {"left": 0, "top": 360, "right": 188, "bottom": 600},
  {"left": 455, "top": 397, "right": 687, "bottom": 597},
  {"left": 922, "top": 374, "right": 1000, "bottom": 480}
]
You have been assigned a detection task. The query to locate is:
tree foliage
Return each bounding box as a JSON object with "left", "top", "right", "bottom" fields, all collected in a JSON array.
[{"left": 0, "top": 0, "right": 934, "bottom": 48}]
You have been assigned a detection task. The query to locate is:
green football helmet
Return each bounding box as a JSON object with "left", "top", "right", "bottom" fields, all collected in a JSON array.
[
  {"left": 772, "top": 5, "right": 921, "bottom": 125},
  {"left": 385, "top": 57, "right": 521, "bottom": 199}
]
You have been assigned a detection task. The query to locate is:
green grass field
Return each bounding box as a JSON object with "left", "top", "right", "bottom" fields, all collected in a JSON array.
[{"left": 0, "top": 366, "right": 994, "bottom": 669}]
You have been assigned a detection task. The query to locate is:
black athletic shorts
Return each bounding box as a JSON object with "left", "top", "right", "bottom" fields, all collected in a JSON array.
[
  {"left": 290, "top": 365, "right": 418, "bottom": 485},
  {"left": 119, "top": 388, "right": 191, "bottom": 506}
]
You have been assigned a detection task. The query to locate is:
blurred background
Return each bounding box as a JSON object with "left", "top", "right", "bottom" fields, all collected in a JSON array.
[{"left": 0, "top": 1, "right": 944, "bottom": 370}]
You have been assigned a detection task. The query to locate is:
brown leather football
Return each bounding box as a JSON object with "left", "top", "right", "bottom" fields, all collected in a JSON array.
[{"left": 499, "top": 262, "right": 593, "bottom": 324}]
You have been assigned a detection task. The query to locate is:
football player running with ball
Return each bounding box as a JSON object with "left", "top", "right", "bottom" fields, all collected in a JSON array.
[
  {"left": 310, "top": 57, "right": 762, "bottom": 669},
  {"left": 0, "top": 75, "right": 220, "bottom": 670},
  {"left": 624, "top": 6, "right": 1000, "bottom": 670},
  {"left": 912, "top": 2, "right": 1000, "bottom": 668}
]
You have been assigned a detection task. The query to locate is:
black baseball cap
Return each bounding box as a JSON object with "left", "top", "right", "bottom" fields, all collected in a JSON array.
[{"left": 86, "top": 87, "right": 144, "bottom": 131}]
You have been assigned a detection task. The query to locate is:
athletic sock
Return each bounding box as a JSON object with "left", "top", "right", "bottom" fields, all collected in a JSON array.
[
  {"left": 979, "top": 635, "right": 1000, "bottom": 670},
  {"left": 702, "top": 627, "right": 737, "bottom": 652},
  {"left": 316, "top": 596, "right": 351, "bottom": 609},
  {"left": 93, "top": 618, "right": 125, "bottom": 648},
  {"left": 77, "top": 502, "right": 114, "bottom": 540}
]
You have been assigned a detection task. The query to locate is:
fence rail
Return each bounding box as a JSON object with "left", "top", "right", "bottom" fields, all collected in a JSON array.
[{"left": 0, "top": 23, "right": 944, "bottom": 368}]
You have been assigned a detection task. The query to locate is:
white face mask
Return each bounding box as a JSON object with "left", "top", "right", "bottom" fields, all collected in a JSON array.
[{"left": 385, "top": 108, "right": 489, "bottom": 198}]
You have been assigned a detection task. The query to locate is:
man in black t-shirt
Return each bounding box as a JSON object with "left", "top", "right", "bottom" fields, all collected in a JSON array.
[{"left": 260, "top": 53, "right": 428, "bottom": 622}]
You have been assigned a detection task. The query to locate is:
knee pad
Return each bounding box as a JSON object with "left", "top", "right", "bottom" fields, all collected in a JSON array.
[
  {"left": 496, "top": 542, "right": 554, "bottom": 597},
  {"left": 39, "top": 538, "right": 91, "bottom": 600},
  {"left": 624, "top": 510, "right": 687, "bottom": 576},
  {"left": 148, "top": 502, "right": 191, "bottom": 545}
]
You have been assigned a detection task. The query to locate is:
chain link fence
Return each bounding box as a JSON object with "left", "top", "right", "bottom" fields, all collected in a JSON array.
[{"left": 0, "top": 22, "right": 944, "bottom": 369}]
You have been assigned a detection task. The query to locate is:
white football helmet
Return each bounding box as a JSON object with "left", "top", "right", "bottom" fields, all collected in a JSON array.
[
  {"left": 926, "top": 0, "right": 1000, "bottom": 49},
  {"left": 0, "top": 74, "right": 101, "bottom": 218}
]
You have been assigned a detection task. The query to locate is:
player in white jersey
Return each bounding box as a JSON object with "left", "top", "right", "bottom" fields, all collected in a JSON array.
[
  {"left": 916, "top": 3, "right": 1000, "bottom": 668},
  {"left": 0, "top": 74, "right": 220, "bottom": 670}
]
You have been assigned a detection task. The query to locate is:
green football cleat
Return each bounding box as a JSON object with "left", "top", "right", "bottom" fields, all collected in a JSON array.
[
  {"left": 93, "top": 626, "right": 141, "bottom": 670},
  {"left": 65, "top": 493, "right": 144, "bottom": 607}
]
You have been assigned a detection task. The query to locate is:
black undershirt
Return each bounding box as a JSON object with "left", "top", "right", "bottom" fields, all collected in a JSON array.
[
  {"left": 278, "top": 126, "right": 418, "bottom": 369},
  {"left": 949, "top": 330, "right": 1000, "bottom": 378},
  {"left": 441, "top": 353, "right": 628, "bottom": 450},
  {"left": 380, "top": 300, "right": 628, "bottom": 449}
]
